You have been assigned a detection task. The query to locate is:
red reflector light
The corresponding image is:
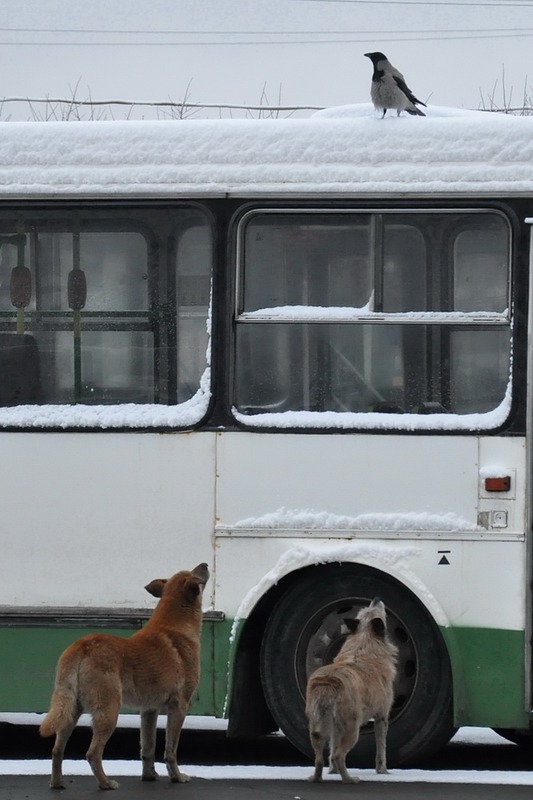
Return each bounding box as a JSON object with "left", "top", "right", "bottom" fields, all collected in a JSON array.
[{"left": 484, "top": 476, "right": 511, "bottom": 492}]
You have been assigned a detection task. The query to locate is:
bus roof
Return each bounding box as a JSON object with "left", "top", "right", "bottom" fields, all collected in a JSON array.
[{"left": 1, "top": 103, "right": 533, "bottom": 199}]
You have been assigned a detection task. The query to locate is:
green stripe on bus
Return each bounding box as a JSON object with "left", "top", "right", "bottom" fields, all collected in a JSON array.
[
  {"left": 0, "top": 621, "right": 232, "bottom": 716},
  {"left": 0, "top": 621, "right": 528, "bottom": 732},
  {"left": 441, "top": 626, "right": 528, "bottom": 729}
]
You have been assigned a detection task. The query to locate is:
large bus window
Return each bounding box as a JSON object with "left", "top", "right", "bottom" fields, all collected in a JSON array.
[
  {"left": 0, "top": 206, "right": 212, "bottom": 412},
  {"left": 234, "top": 209, "right": 511, "bottom": 423}
]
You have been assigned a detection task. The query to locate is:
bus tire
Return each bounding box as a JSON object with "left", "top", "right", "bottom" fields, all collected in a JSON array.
[{"left": 259, "top": 562, "right": 455, "bottom": 766}]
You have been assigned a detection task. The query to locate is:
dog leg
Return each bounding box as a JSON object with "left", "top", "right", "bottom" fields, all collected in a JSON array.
[
  {"left": 86, "top": 706, "right": 120, "bottom": 790},
  {"left": 164, "top": 700, "right": 189, "bottom": 783},
  {"left": 140, "top": 709, "right": 159, "bottom": 781},
  {"left": 308, "top": 731, "right": 325, "bottom": 782},
  {"left": 330, "top": 749, "right": 360, "bottom": 784},
  {"left": 374, "top": 716, "right": 389, "bottom": 774},
  {"left": 331, "top": 725, "right": 360, "bottom": 784},
  {"left": 49, "top": 716, "right": 79, "bottom": 790}
]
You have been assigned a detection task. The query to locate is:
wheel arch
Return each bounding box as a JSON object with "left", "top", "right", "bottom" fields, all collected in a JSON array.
[
  {"left": 226, "top": 552, "right": 452, "bottom": 739},
  {"left": 226, "top": 562, "right": 316, "bottom": 737}
]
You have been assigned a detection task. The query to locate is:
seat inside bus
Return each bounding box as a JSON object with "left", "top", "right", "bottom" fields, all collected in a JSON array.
[{"left": 0, "top": 333, "right": 42, "bottom": 406}]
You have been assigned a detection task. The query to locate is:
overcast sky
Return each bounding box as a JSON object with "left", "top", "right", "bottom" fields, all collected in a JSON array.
[{"left": 0, "top": 0, "right": 532, "bottom": 119}]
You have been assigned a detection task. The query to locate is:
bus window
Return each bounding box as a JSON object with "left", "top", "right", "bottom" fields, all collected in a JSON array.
[
  {"left": 241, "top": 213, "right": 372, "bottom": 312},
  {"left": 234, "top": 209, "right": 511, "bottom": 423},
  {"left": 382, "top": 224, "right": 426, "bottom": 312},
  {"left": 174, "top": 223, "right": 212, "bottom": 404},
  {"left": 449, "top": 328, "right": 510, "bottom": 413},
  {"left": 0, "top": 206, "right": 212, "bottom": 410},
  {"left": 453, "top": 228, "right": 509, "bottom": 312},
  {"left": 34, "top": 230, "right": 152, "bottom": 404}
]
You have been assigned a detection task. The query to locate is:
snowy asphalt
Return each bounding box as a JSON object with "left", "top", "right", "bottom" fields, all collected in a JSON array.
[{"left": 3, "top": 775, "right": 533, "bottom": 800}]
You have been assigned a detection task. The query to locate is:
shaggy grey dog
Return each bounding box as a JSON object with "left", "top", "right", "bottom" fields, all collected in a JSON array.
[{"left": 305, "top": 598, "right": 398, "bottom": 783}]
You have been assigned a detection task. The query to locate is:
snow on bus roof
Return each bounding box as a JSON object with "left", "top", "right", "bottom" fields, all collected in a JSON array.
[{"left": 0, "top": 104, "right": 532, "bottom": 197}]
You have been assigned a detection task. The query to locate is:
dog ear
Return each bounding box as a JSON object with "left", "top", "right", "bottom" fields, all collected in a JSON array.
[
  {"left": 344, "top": 618, "right": 360, "bottom": 635},
  {"left": 371, "top": 617, "right": 386, "bottom": 638},
  {"left": 144, "top": 578, "right": 167, "bottom": 598}
]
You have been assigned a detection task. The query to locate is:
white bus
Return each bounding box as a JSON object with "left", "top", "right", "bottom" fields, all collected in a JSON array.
[{"left": 1, "top": 104, "right": 532, "bottom": 765}]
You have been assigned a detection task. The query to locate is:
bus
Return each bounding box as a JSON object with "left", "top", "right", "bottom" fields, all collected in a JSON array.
[{"left": 1, "top": 103, "right": 532, "bottom": 766}]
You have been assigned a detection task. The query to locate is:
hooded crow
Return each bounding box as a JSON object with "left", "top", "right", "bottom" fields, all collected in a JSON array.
[{"left": 364, "top": 52, "right": 426, "bottom": 117}]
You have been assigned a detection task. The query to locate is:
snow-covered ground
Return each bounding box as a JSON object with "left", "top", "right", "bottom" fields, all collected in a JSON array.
[{"left": 0, "top": 716, "right": 531, "bottom": 784}]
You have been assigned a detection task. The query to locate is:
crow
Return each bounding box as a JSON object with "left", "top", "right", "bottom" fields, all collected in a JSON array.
[{"left": 364, "top": 52, "right": 426, "bottom": 117}]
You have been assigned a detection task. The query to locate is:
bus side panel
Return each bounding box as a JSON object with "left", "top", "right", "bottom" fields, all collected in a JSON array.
[
  {"left": 215, "top": 432, "right": 480, "bottom": 530},
  {"left": 214, "top": 431, "right": 528, "bottom": 731},
  {"left": 216, "top": 535, "right": 529, "bottom": 730},
  {"left": 0, "top": 431, "right": 216, "bottom": 608},
  {"left": 0, "top": 430, "right": 217, "bottom": 713}
]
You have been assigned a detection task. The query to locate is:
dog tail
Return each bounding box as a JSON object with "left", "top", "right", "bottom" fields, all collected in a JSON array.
[
  {"left": 39, "top": 651, "right": 80, "bottom": 738},
  {"left": 306, "top": 680, "right": 339, "bottom": 735}
]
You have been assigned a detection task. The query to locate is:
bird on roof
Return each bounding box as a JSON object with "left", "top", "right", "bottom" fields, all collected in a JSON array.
[{"left": 364, "top": 52, "right": 426, "bottom": 118}]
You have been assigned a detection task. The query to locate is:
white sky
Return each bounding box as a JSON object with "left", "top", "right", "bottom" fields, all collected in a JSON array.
[{"left": 0, "top": 0, "right": 532, "bottom": 118}]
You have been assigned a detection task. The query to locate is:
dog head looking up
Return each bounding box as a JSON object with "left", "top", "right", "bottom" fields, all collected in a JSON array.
[
  {"left": 345, "top": 597, "right": 387, "bottom": 638},
  {"left": 336, "top": 597, "right": 398, "bottom": 665},
  {"left": 145, "top": 562, "right": 209, "bottom": 609}
]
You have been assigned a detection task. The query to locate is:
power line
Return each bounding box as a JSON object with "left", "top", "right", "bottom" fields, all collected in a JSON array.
[
  {"left": 0, "top": 25, "right": 531, "bottom": 34},
  {"left": 0, "top": 26, "right": 529, "bottom": 36},
  {"left": 0, "top": 31, "right": 531, "bottom": 45},
  {"left": 291, "top": 0, "right": 533, "bottom": 5}
]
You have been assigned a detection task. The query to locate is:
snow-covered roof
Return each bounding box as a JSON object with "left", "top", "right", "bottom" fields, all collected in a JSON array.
[{"left": 1, "top": 104, "right": 533, "bottom": 198}]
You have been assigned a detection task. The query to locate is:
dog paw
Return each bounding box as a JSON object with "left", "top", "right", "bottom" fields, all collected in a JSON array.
[
  {"left": 170, "top": 772, "right": 190, "bottom": 783},
  {"left": 341, "top": 775, "right": 360, "bottom": 784},
  {"left": 307, "top": 775, "right": 323, "bottom": 782},
  {"left": 100, "top": 779, "right": 120, "bottom": 790}
]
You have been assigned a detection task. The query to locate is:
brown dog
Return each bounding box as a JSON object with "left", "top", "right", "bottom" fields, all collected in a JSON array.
[
  {"left": 39, "top": 562, "right": 209, "bottom": 790},
  {"left": 305, "top": 597, "right": 398, "bottom": 784}
]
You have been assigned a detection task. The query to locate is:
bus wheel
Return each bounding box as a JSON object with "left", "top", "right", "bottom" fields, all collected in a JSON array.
[{"left": 259, "top": 563, "right": 455, "bottom": 766}]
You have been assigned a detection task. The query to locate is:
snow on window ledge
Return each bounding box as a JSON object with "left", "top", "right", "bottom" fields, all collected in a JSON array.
[
  {"left": 232, "top": 382, "right": 512, "bottom": 432},
  {"left": 0, "top": 369, "right": 211, "bottom": 430},
  {"left": 239, "top": 306, "right": 509, "bottom": 322}
]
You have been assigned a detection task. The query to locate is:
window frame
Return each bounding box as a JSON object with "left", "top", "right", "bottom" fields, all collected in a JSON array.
[
  {"left": 0, "top": 201, "right": 214, "bottom": 429},
  {"left": 232, "top": 206, "right": 513, "bottom": 428}
]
